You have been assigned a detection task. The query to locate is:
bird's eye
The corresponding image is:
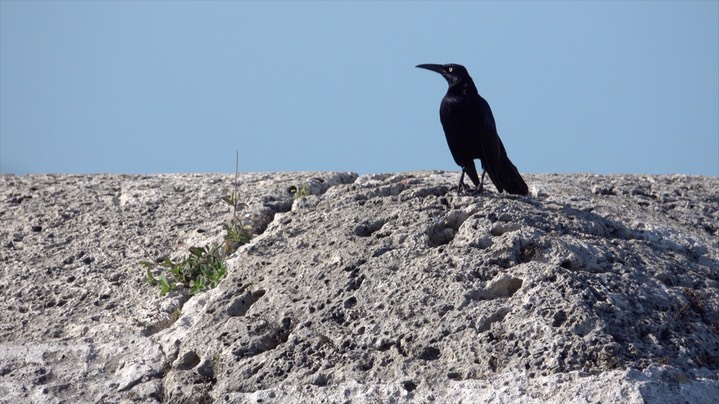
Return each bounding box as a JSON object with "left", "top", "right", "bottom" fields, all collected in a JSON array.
[{"left": 447, "top": 67, "right": 453, "bottom": 72}]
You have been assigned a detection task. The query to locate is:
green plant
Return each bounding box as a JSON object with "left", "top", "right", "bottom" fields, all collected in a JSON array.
[
  {"left": 169, "top": 308, "right": 182, "bottom": 323},
  {"left": 222, "top": 151, "right": 253, "bottom": 254},
  {"left": 290, "top": 183, "right": 312, "bottom": 200},
  {"left": 222, "top": 191, "right": 252, "bottom": 254},
  {"left": 143, "top": 244, "right": 227, "bottom": 296},
  {"left": 212, "top": 354, "right": 222, "bottom": 372},
  {"left": 142, "top": 151, "right": 253, "bottom": 297}
]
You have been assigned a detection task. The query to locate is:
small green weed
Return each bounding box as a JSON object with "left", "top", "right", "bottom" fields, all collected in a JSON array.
[
  {"left": 143, "top": 151, "right": 253, "bottom": 297},
  {"left": 222, "top": 152, "right": 253, "bottom": 254},
  {"left": 290, "top": 183, "right": 312, "bottom": 200},
  {"left": 222, "top": 191, "right": 252, "bottom": 254},
  {"left": 169, "top": 308, "right": 182, "bottom": 323},
  {"left": 143, "top": 244, "right": 227, "bottom": 296}
]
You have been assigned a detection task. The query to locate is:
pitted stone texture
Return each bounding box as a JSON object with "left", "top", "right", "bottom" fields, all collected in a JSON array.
[
  {"left": 0, "top": 172, "right": 356, "bottom": 403},
  {"left": 1, "top": 172, "right": 717, "bottom": 403}
]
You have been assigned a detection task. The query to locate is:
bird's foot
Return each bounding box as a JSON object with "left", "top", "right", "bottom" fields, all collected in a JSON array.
[
  {"left": 456, "top": 182, "right": 470, "bottom": 195},
  {"left": 455, "top": 185, "right": 482, "bottom": 196},
  {"left": 467, "top": 186, "right": 484, "bottom": 196}
]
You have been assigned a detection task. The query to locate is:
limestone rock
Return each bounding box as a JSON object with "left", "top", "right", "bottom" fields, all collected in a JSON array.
[{"left": 0, "top": 172, "right": 717, "bottom": 403}]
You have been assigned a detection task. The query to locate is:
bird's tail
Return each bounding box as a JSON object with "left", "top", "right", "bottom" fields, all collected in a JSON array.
[{"left": 487, "top": 142, "right": 529, "bottom": 196}]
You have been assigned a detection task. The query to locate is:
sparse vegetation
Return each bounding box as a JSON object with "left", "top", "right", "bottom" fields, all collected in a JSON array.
[
  {"left": 222, "top": 150, "right": 253, "bottom": 255},
  {"left": 169, "top": 308, "right": 182, "bottom": 324},
  {"left": 143, "top": 244, "right": 227, "bottom": 296},
  {"left": 222, "top": 192, "right": 252, "bottom": 255},
  {"left": 143, "top": 151, "right": 253, "bottom": 296},
  {"left": 289, "top": 183, "right": 312, "bottom": 200}
]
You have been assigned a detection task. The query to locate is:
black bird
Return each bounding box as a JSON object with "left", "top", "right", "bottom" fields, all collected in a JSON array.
[{"left": 416, "top": 63, "right": 528, "bottom": 195}]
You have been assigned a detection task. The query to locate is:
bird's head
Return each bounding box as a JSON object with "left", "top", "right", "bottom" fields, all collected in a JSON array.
[{"left": 416, "top": 63, "right": 471, "bottom": 86}]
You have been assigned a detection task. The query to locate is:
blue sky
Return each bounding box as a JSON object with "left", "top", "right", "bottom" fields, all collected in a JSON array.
[{"left": 1, "top": 1, "right": 717, "bottom": 176}]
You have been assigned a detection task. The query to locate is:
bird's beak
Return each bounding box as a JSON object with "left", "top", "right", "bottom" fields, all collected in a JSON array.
[{"left": 416, "top": 64, "right": 445, "bottom": 74}]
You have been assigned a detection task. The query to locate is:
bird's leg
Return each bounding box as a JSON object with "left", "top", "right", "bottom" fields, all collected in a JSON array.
[
  {"left": 457, "top": 169, "right": 468, "bottom": 194},
  {"left": 476, "top": 169, "right": 487, "bottom": 194},
  {"left": 467, "top": 169, "right": 487, "bottom": 196}
]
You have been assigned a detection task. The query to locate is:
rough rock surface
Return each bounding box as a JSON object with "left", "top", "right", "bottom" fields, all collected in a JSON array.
[{"left": 1, "top": 172, "right": 717, "bottom": 403}]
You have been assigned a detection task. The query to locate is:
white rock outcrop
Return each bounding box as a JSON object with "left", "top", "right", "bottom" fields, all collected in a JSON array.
[{"left": 1, "top": 172, "right": 717, "bottom": 403}]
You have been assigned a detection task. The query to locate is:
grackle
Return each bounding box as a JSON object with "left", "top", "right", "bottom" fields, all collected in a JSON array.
[{"left": 417, "top": 63, "right": 528, "bottom": 195}]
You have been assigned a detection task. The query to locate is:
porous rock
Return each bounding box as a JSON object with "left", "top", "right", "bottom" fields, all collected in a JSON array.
[{"left": 0, "top": 172, "right": 717, "bottom": 403}]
